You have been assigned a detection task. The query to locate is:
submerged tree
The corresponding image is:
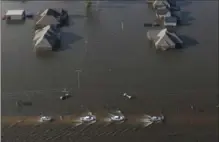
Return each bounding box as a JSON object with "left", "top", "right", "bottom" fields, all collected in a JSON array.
[{"left": 85, "top": 0, "right": 92, "bottom": 9}]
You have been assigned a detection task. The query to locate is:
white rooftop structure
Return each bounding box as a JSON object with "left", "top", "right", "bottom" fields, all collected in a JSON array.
[
  {"left": 156, "top": 7, "right": 171, "bottom": 19},
  {"left": 5, "top": 10, "right": 25, "bottom": 20},
  {"left": 153, "top": 0, "right": 170, "bottom": 9},
  {"left": 33, "top": 25, "right": 60, "bottom": 51},
  {"left": 6, "top": 10, "right": 24, "bottom": 15},
  {"left": 36, "top": 9, "right": 60, "bottom": 28},
  {"left": 147, "top": 28, "right": 183, "bottom": 51}
]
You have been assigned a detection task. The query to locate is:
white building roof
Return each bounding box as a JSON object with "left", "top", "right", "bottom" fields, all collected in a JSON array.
[
  {"left": 6, "top": 10, "right": 25, "bottom": 16},
  {"left": 36, "top": 9, "right": 61, "bottom": 27},
  {"left": 33, "top": 25, "right": 60, "bottom": 51},
  {"left": 36, "top": 16, "right": 59, "bottom": 27},
  {"left": 153, "top": 0, "right": 170, "bottom": 9},
  {"left": 148, "top": 28, "right": 183, "bottom": 50},
  {"left": 155, "top": 28, "right": 175, "bottom": 49},
  {"left": 156, "top": 8, "right": 171, "bottom": 18}
]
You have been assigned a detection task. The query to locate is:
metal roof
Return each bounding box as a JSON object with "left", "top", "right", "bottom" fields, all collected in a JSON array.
[
  {"left": 40, "top": 8, "right": 61, "bottom": 18},
  {"left": 36, "top": 15, "right": 59, "bottom": 27},
  {"left": 36, "top": 8, "right": 64, "bottom": 27},
  {"left": 156, "top": 8, "right": 169, "bottom": 15},
  {"left": 148, "top": 28, "right": 182, "bottom": 49},
  {"left": 6, "top": 10, "right": 25, "bottom": 16},
  {"left": 33, "top": 25, "right": 60, "bottom": 51},
  {"left": 153, "top": 0, "right": 170, "bottom": 8}
]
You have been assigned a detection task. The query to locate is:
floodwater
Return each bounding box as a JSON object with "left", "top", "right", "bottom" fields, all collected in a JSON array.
[{"left": 1, "top": 1, "right": 218, "bottom": 142}]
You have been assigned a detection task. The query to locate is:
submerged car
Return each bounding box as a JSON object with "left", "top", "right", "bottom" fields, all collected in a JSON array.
[
  {"left": 80, "top": 114, "right": 96, "bottom": 123},
  {"left": 110, "top": 115, "right": 126, "bottom": 122},
  {"left": 150, "top": 115, "right": 164, "bottom": 123},
  {"left": 39, "top": 116, "right": 52, "bottom": 122}
]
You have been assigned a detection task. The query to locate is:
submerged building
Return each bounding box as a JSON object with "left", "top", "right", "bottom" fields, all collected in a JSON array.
[
  {"left": 33, "top": 25, "right": 60, "bottom": 51},
  {"left": 147, "top": 28, "right": 183, "bottom": 51},
  {"left": 153, "top": 0, "right": 170, "bottom": 9},
  {"left": 156, "top": 7, "right": 171, "bottom": 19},
  {"left": 36, "top": 8, "right": 68, "bottom": 29}
]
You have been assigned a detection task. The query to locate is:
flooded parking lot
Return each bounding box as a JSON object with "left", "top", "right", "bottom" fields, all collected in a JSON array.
[{"left": 1, "top": 0, "right": 218, "bottom": 141}]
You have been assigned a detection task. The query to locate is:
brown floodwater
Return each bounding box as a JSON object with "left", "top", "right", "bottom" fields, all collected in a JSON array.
[{"left": 1, "top": 1, "right": 218, "bottom": 142}]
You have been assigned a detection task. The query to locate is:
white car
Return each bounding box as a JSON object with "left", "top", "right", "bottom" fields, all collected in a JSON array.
[
  {"left": 110, "top": 115, "right": 125, "bottom": 122},
  {"left": 150, "top": 115, "right": 164, "bottom": 123},
  {"left": 39, "top": 116, "right": 52, "bottom": 122},
  {"left": 80, "top": 115, "right": 96, "bottom": 123}
]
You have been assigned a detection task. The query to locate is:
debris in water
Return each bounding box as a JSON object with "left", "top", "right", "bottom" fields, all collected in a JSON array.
[
  {"left": 122, "top": 93, "right": 133, "bottom": 99},
  {"left": 60, "top": 88, "right": 71, "bottom": 100},
  {"left": 16, "top": 100, "right": 23, "bottom": 107}
]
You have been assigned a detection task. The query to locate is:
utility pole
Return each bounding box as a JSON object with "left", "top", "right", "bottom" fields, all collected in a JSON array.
[{"left": 76, "top": 70, "right": 82, "bottom": 89}]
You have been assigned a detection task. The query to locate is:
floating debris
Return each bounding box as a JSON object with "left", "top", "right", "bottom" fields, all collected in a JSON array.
[
  {"left": 60, "top": 88, "right": 71, "bottom": 100},
  {"left": 16, "top": 100, "right": 23, "bottom": 107},
  {"left": 122, "top": 93, "right": 133, "bottom": 99}
]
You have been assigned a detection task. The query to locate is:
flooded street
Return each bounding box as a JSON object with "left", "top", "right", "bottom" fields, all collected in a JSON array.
[{"left": 1, "top": 1, "right": 218, "bottom": 142}]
